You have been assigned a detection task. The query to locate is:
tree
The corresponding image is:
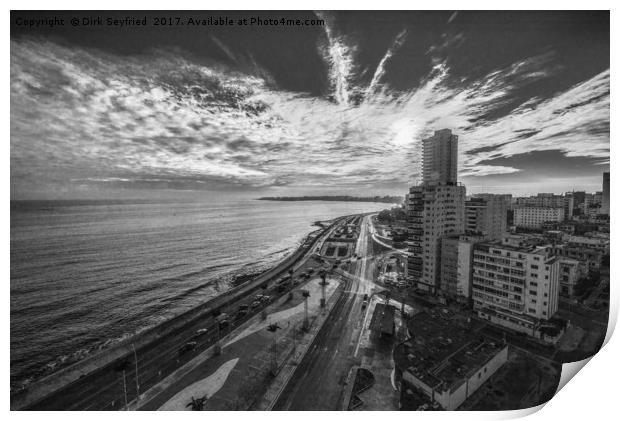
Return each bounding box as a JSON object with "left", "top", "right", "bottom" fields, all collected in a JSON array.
[{"left": 186, "top": 396, "right": 207, "bottom": 410}]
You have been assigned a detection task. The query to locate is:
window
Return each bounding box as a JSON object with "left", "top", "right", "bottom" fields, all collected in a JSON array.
[{"left": 531, "top": 264, "right": 539, "bottom": 269}]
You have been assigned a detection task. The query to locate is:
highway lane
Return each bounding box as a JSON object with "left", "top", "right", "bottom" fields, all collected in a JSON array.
[
  {"left": 273, "top": 215, "right": 379, "bottom": 410},
  {"left": 22, "top": 216, "right": 350, "bottom": 410}
]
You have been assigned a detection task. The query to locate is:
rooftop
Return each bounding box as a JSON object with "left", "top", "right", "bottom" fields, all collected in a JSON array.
[{"left": 394, "top": 311, "right": 506, "bottom": 393}]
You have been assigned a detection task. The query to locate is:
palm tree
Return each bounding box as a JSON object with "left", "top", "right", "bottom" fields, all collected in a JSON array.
[{"left": 186, "top": 396, "right": 207, "bottom": 410}]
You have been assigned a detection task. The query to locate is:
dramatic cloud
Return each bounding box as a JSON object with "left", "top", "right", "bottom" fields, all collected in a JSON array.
[{"left": 10, "top": 15, "right": 609, "bottom": 198}]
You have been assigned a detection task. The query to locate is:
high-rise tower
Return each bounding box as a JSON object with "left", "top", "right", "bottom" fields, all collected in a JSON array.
[
  {"left": 602, "top": 172, "right": 610, "bottom": 215},
  {"left": 407, "top": 129, "right": 465, "bottom": 294},
  {"left": 422, "top": 128, "right": 458, "bottom": 185}
]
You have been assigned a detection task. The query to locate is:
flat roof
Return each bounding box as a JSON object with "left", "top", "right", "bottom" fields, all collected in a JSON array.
[{"left": 394, "top": 311, "right": 506, "bottom": 393}]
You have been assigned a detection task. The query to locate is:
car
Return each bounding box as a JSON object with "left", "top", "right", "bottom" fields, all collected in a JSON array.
[
  {"left": 238, "top": 304, "right": 249, "bottom": 311},
  {"left": 363, "top": 293, "right": 369, "bottom": 300},
  {"left": 250, "top": 300, "right": 261, "bottom": 309},
  {"left": 260, "top": 295, "right": 270, "bottom": 302},
  {"left": 216, "top": 313, "right": 229, "bottom": 327},
  {"left": 195, "top": 328, "right": 209, "bottom": 336},
  {"left": 235, "top": 309, "right": 248, "bottom": 320},
  {"left": 179, "top": 341, "right": 197, "bottom": 355}
]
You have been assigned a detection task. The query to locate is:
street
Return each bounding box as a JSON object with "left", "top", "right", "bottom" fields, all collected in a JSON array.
[{"left": 273, "top": 216, "right": 382, "bottom": 410}]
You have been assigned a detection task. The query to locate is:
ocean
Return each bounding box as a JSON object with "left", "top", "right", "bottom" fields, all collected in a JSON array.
[{"left": 10, "top": 198, "right": 389, "bottom": 390}]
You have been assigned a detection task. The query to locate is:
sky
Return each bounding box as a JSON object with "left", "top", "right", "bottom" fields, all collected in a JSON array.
[{"left": 10, "top": 11, "right": 610, "bottom": 200}]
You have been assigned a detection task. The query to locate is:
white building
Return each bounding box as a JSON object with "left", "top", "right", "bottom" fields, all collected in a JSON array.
[
  {"left": 514, "top": 207, "right": 564, "bottom": 229},
  {"left": 472, "top": 241, "right": 560, "bottom": 337}
]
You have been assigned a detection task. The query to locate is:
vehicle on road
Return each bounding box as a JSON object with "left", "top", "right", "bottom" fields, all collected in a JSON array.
[
  {"left": 362, "top": 295, "right": 369, "bottom": 310},
  {"left": 250, "top": 300, "right": 261, "bottom": 310},
  {"left": 216, "top": 313, "right": 230, "bottom": 328},
  {"left": 194, "top": 328, "right": 209, "bottom": 337},
  {"left": 179, "top": 341, "right": 197, "bottom": 355}
]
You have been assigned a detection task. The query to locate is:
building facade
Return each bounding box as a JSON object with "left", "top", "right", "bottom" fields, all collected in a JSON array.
[
  {"left": 407, "top": 129, "right": 466, "bottom": 294},
  {"left": 602, "top": 172, "right": 610, "bottom": 215},
  {"left": 465, "top": 195, "right": 507, "bottom": 240},
  {"left": 440, "top": 233, "right": 484, "bottom": 302},
  {"left": 472, "top": 241, "right": 560, "bottom": 336},
  {"left": 408, "top": 183, "right": 466, "bottom": 293},
  {"left": 514, "top": 207, "right": 564, "bottom": 229},
  {"left": 422, "top": 128, "right": 458, "bottom": 185}
]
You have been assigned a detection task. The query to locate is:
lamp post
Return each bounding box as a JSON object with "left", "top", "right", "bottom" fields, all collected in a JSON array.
[
  {"left": 267, "top": 322, "right": 281, "bottom": 375},
  {"left": 302, "top": 290, "right": 311, "bottom": 330},
  {"left": 320, "top": 272, "right": 327, "bottom": 308},
  {"left": 115, "top": 360, "right": 130, "bottom": 410},
  {"left": 132, "top": 344, "right": 140, "bottom": 404}
]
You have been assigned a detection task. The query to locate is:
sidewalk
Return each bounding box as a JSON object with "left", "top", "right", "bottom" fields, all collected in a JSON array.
[{"left": 253, "top": 280, "right": 344, "bottom": 410}]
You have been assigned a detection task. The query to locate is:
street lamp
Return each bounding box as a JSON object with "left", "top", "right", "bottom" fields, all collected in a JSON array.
[
  {"left": 267, "top": 322, "right": 281, "bottom": 375},
  {"left": 320, "top": 272, "right": 327, "bottom": 308},
  {"left": 302, "top": 290, "right": 311, "bottom": 330},
  {"left": 132, "top": 344, "right": 140, "bottom": 404},
  {"left": 114, "top": 359, "right": 130, "bottom": 410}
]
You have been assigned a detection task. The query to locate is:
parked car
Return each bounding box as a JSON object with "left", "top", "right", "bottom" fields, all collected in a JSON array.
[{"left": 250, "top": 300, "right": 261, "bottom": 310}]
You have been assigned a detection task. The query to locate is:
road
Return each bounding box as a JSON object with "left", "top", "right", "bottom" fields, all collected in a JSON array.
[
  {"left": 19, "top": 215, "right": 349, "bottom": 410},
  {"left": 273, "top": 215, "right": 381, "bottom": 410}
]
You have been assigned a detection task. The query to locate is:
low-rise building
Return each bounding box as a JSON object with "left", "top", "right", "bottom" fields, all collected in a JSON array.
[
  {"left": 394, "top": 311, "right": 508, "bottom": 410},
  {"left": 551, "top": 243, "right": 605, "bottom": 275},
  {"left": 558, "top": 258, "right": 584, "bottom": 297}
]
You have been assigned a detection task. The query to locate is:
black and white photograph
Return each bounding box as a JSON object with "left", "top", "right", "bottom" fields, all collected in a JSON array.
[{"left": 9, "top": 6, "right": 613, "bottom": 413}]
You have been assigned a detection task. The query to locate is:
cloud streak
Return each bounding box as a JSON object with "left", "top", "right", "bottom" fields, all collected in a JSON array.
[{"left": 10, "top": 28, "right": 609, "bottom": 198}]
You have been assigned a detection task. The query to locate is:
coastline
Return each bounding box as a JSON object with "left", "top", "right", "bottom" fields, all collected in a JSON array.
[{"left": 10, "top": 214, "right": 350, "bottom": 410}]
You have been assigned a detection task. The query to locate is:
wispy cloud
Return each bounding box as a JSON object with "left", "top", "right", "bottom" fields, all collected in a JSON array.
[
  {"left": 315, "top": 11, "right": 356, "bottom": 105},
  {"left": 365, "top": 28, "right": 408, "bottom": 98},
  {"left": 10, "top": 31, "right": 609, "bottom": 197}
]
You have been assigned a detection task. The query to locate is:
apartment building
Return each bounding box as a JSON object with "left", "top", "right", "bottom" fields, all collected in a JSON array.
[
  {"left": 407, "top": 129, "right": 466, "bottom": 294},
  {"left": 440, "top": 233, "right": 484, "bottom": 302},
  {"left": 465, "top": 196, "right": 507, "bottom": 240},
  {"left": 514, "top": 207, "right": 564, "bottom": 229},
  {"left": 472, "top": 241, "right": 560, "bottom": 337},
  {"left": 408, "top": 184, "right": 466, "bottom": 293}
]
